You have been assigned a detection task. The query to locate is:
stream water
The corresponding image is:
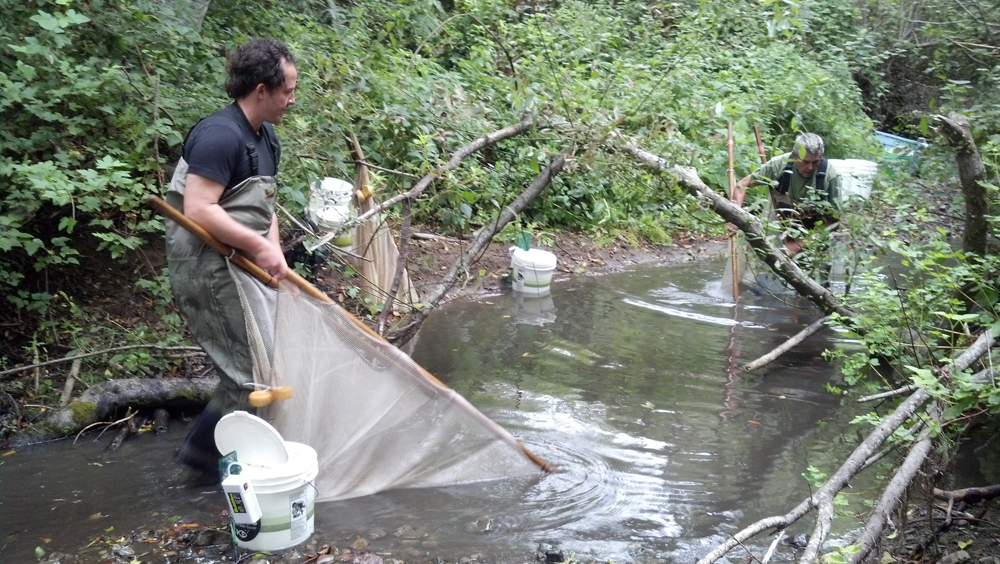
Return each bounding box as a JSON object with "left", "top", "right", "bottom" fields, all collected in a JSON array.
[{"left": 2, "top": 258, "right": 881, "bottom": 563}]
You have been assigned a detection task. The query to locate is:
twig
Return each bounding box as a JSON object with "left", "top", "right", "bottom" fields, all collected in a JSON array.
[
  {"left": 58, "top": 358, "right": 82, "bottom": 408},
  {"left": 75, "top": 408, "right": 136, "bottom": 444},
  {"left": 0, "top": 345, "right": 203, "bottom": 378},
  {"left": 345, "top": 160, "right": 420, "bottom": 179},
  {"left": 412, "top": 232, "right": 461, "bottom": 242},
  {"left": 378, "top": 198, "right": 413, "bottom": 334},
  {"left": 761, "top": 531, "right": 786, "bottom": 564},
  {"left": 273, "top": 202, "right": 370, "bottom": 261}
]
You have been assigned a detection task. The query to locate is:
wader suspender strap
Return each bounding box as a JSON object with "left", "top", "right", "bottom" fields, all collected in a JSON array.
[
  {"left": 776, "top": 157, "right": 829, "bottom": 202},
  {"left": 181, "top": 118, "right": 279, "bottom": 180}
]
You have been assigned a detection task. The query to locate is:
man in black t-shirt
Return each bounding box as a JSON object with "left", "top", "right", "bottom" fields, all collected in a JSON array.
[{"left": 165, "top": 38, "right": 297, "bottom": 481}]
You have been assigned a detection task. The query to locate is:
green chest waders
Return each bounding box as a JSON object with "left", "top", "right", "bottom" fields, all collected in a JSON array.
[{"left": 165, "top": 158, "right": 278, "bottom": 472}]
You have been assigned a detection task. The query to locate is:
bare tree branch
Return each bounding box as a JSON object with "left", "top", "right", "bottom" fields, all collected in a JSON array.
[
  {"left": 0, "top": 345, "right": 203, "bottom": 378},
  {"left": 618, "top": 137, "right": 857, "bottom": 320},
  {"left": 349, "top": 116, "right": 535, "bottom": 228}
]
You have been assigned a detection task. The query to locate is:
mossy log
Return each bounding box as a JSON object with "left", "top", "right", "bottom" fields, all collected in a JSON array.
[{"left": 11, "top": 377, "right": 217, "bottom": 446}]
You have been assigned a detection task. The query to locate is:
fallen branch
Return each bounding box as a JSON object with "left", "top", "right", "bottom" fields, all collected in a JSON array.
[
  {"left": 697, "top": 330, "right": 995, "bottom": 564},
  {"left": 619, "top": 138, "right": 856, "bottom": 321},
  {"left": 107, "top": 412, "right": 143, "bottom": 452},
  {"left": 0, "top": 345, "right": 203, "bottom": 378},
  {"left": 743, "top": 316, "right": 831, "bottom": 372},
  {"left": 350, "top": 116, "right": 535, "bottom": 227},
  {"left": 933, "top": 484, "right": 1000, "bottom": 504},
  {"left": 858, "top": 385, "right": 919, "bottom": 403},
  {"left": 846, "top": 400, "right": 943, "bottom": 564},
  {"left": 153, "top": 407, "right": 170, "bottom": 434}
]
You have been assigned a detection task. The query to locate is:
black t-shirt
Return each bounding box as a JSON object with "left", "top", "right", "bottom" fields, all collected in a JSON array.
[{"left": 182, "top": 103, "right": 280, "bottom": 191}]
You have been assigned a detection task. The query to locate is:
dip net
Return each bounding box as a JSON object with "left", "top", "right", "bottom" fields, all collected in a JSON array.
[{"left": 230, "top": 265, "right": 546, "bottom": 502}]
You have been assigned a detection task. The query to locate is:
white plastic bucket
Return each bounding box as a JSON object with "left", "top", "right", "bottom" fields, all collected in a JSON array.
[
  {"left": 510, "top": 247, "right": 557, "bottom": 297},
  {"left": 215, "top": 412, "right": 319, "bottom": 552},
  {"left": 830, "top": 159, "right": 877, "bottom": 202},
  {"left": 307, "top": 178, "right": 354, "bottom": 248},
  {"left": 233, "top": 442, "right": 319, "bottom": 552}
]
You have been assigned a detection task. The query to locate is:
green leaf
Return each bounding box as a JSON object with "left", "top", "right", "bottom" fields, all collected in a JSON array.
[
  {"left": 16, "top": 61, "right": 37, "bottom": 81},
  {"left": 64, "top": 9, "right": 91, "bottom": 25},
  {"left": 30, "top": 11, "right": 61, "bottom": 31},
  {"left": 823, "top": 552, "right": 846, "bottom": 564},
  {"left": 58, "top": 216, "right": 77, "bottom": 234}
]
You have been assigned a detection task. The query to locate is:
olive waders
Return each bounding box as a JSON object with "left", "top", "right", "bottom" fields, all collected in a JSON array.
[{"left": 165, "top": 157, "right": 278, "bottom": 474}]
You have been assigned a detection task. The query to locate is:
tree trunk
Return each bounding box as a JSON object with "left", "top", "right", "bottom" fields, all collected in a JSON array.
[{"left": 935, "top": 112, "right": 990, "bottom": 256}]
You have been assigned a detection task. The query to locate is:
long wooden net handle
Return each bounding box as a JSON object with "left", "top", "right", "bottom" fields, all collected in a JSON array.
[
  {"left": 147, "top": 194, "right": 554, "bottom": 472},
  {"left": 727, "top": 122, "right": 739, "bottom": 301}
]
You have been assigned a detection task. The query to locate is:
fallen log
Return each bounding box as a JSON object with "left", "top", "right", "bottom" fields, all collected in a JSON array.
[
  {"left": 10, "top": 377, "right": 216, "bottom": 447},
  {"left": 933, "top": 484, "right": 1000, "bottom": 504}
]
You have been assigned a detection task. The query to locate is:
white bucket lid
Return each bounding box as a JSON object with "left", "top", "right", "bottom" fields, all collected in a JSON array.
[
  {"left": 215, "top": 411, "right": 290, "bottom": 467},
  {"left": 312, "top": 177, "right": 354, "bottom": 199},
  {"left": 510, "top": 247, "right": 558, "bottom": 269}
]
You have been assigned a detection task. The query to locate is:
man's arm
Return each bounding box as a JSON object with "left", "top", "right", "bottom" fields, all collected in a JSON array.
[
  {"left": 732, "top": 174, "right": 754, "bottom": 207},
  {"left": 184, "top": 173, "right": 288, "bottom": 280}
]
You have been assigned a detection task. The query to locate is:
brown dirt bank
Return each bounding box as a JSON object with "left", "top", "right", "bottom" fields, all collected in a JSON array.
[{"left": 316, "top": 231, "right": 729, "bottom": 313}]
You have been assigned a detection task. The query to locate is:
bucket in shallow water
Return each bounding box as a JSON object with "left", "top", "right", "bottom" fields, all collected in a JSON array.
[
  {"left": 215, "top": 412, "right": 319, "bottom": 552},
  {"left": 509, "top": 247, "right": 557, "bottom": 297}
]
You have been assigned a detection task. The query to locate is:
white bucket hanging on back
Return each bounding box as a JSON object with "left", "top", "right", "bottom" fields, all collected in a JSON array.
[
  {"left": 510, "top": 247, "right": 558, "bottom": 297},
  {"left": 307, "top": 177, "right": 354, "bottom": 249}
]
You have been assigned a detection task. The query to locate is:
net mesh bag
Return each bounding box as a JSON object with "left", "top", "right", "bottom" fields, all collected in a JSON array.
[{"left": 230, "top": 264, "right": 543, "bottom": 502}]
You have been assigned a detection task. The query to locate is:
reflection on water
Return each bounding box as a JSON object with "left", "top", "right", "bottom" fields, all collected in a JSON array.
[{"left": 3, "top": 258, "right": 871, "bottom": 563}]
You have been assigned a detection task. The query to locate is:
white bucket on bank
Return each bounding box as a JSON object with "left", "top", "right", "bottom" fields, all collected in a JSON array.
[
  {"left": 307, "top": 177, "right": 354, "bottom": 249},
  {"left": 510, "top": 247, "right": 557, "bottom": 297},
  {"left": 830, "top": 159, "right": 878, "bottom": 202},
  {"left": 215, "top": 412, "right": 319, "bottom": 552}
]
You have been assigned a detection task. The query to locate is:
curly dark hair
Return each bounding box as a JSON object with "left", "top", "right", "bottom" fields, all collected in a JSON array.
[{"left": 224, "top": 38, "right": 296, "bottom": 100}]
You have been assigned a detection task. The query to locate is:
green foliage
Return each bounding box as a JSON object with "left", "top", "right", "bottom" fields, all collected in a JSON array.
[{"left": 1, "top": 0, "right": 219, "bottom": 319}]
